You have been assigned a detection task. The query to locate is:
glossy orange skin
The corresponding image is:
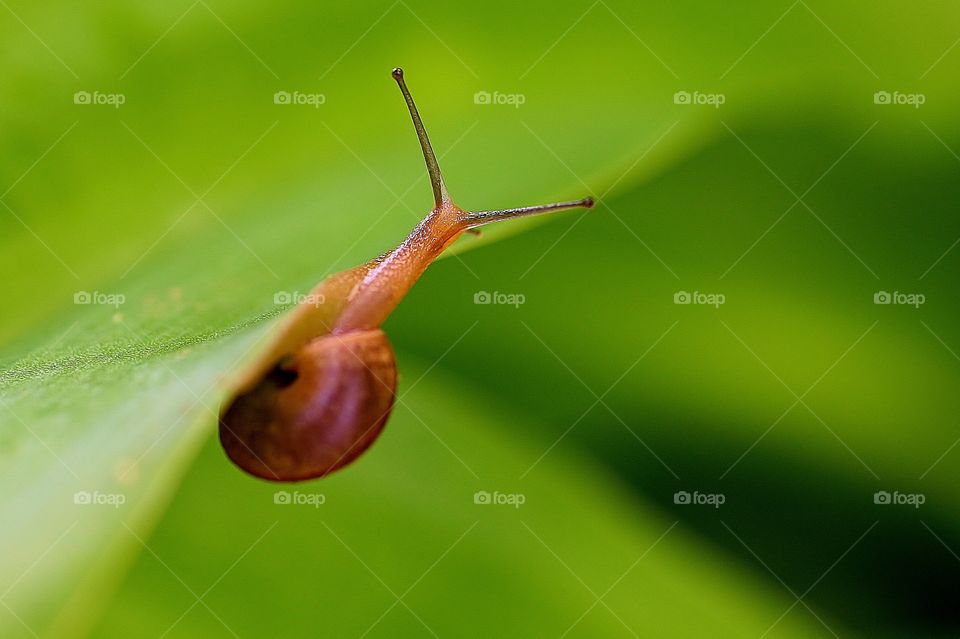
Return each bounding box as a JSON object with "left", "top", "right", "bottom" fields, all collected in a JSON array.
[{"left": 219, "top": 203, "right": 468, "bottom": 481}]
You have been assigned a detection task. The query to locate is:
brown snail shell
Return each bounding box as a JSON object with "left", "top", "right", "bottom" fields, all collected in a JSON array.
[{"left": 220, "top": 330, "right": 396, "bottom": 481}]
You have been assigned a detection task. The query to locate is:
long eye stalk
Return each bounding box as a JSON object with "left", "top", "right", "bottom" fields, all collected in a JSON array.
[
  {"left": 392, "top": 68, "right": 449, "bottom": 207},
  {"left": 391, "top": 67, "right": 594, "bottom": 228}
]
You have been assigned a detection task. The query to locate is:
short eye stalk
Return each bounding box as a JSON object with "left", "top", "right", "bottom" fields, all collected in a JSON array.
[
  {"left": 219, "top": 68, "right": 595, "bottom": 483},
  {"left": 463, "top": 197, "right": 595, "bottom": 228}
]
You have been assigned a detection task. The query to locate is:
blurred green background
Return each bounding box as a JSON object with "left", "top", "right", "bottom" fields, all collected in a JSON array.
[{"left": 2, "top": 1, "right": 959, "bottom": 637}]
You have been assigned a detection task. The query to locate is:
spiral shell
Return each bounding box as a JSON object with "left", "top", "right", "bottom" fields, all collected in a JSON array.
[{"left": 219, "top": 329, "right": 397, "bottom": 481}]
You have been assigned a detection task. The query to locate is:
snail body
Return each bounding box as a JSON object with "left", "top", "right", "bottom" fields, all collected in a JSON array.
[{"left": 220, "top": 68, "right": 593, "bottom": 482}]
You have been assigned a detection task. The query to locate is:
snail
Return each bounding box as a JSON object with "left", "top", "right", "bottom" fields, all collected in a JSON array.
[{"left": 219, "top": 68, "right": 594, "bottom": 482}]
